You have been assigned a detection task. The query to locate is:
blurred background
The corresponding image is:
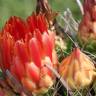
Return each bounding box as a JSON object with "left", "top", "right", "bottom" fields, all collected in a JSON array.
[{"left": 0, "top": 0, "right": 82, "bottom": 28}]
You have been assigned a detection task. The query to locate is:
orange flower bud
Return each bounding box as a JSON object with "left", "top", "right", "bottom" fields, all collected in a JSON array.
[{"left": 59, "top": 48, "right": 96, "bottom": 89}]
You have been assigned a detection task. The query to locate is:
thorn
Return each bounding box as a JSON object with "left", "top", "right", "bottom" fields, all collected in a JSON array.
[
  {"left": 45, "top": 64, "right": 73, "bottom": 96},
  {"left": 76, "top": 0, "right": 84, "bottom": 15}
]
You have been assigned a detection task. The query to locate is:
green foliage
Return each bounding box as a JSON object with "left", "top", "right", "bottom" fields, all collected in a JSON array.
[
  {"left": 93, "top": 81, "right": 96, "bottom": 95},
  {"left": 0, "top": 0, "right": 36, "bottom": 28},
  {"left": 0, "top": 0, "right": 81, "bottom": 29},
  {"left": 0, "top": 70, "right": 3, "bottom": 77},
  {"left": 56, "top": 38, "right": 73, "bottom": 63},
  {"left": 84, "top": 41, "right": 96, "bottom": 55},
  {"left": 65, "top": 39, "right": 73, "bottom": 55}
]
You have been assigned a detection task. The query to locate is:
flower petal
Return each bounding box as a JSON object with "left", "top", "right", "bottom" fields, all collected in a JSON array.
[
  {"left": 1, "top": 33, "right": 14, "bottom": 70},
  {"left": 14, "top": 41, "right": 29, "bottom": 66},
  {"left": 26, "top": 63, "right": 40, "bottom": 83},
  {"left": 42, "top": 33, "right": 52, "bottom": 61},
  {"left": 3, "top": 16, "right": 28, "bottom": 40},
  {"left": 29, "top": 38, "right": 41, "bottom": 68},
  {"left": 27, "top": 13, "right": 37, "bottom": 33},
  {"left": 13, "top": 57, "right": 25, "bottom": 80},
  {"left": 37, "top": 14, "right": 48, "bottom": 33}
]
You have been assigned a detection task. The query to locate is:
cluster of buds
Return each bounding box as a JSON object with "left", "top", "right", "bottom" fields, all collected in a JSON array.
[
  {"left": 78, "top": 0, "right": 96, "bottom": 42},
  {"left": 0, "top": 13, "right": 58, "bottom": 94},
  {"left": 59, "top": 48, "right": 96, "bottom": 89},
  {"left": 0, "top": 0, "right": 96, "bottom": 95}
]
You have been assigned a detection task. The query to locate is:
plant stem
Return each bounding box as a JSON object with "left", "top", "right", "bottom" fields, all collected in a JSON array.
[{"left": 36, "top": 0, "right": 51, "bottom": 14}]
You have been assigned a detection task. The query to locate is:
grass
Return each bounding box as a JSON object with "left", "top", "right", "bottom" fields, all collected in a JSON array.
[{"left": 0, "top": 0, "right": 82, "bottom": 29}]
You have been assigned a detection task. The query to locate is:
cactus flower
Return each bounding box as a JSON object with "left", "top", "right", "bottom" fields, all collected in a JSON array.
[
  {"left": 0, "top": 13, "right": 57, "bottom": 94},
  {"left": 78, "top": 0, "right": 96, "bottom": 42},
  {"left": 59, "top": 48, "right": 96, "bottom": 89}
]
